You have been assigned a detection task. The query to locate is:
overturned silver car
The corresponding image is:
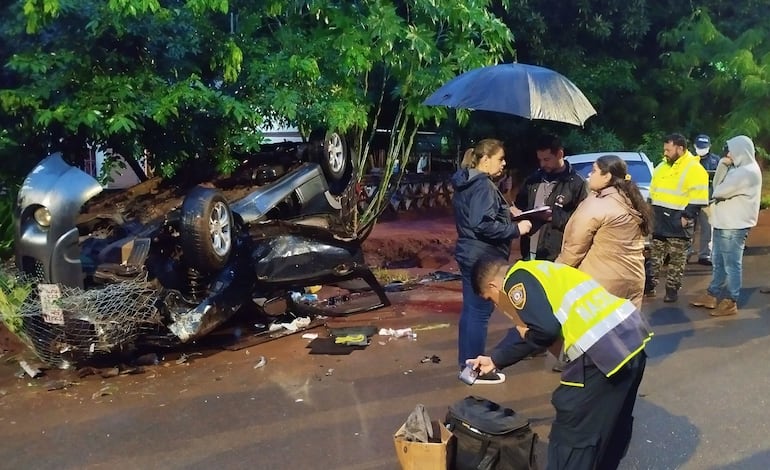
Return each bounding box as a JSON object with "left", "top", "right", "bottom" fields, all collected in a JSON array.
[{"left": 12, "top": 141, "right": 388, "bottom": 368}]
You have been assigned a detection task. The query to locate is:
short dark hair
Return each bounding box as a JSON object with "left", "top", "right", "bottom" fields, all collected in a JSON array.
[
  {"left": 664, "top": 133, "right": 687, "bottom": 148},
  {"left": 471, "top": 257, "right": 511, "bottom": 295},
  {"left": 535, "top": 134, "right": 563, "bottom": 154}
]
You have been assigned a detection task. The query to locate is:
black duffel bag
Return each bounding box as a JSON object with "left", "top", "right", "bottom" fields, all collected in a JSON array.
[{"left": 445, "top": 396, "right": 539, "bottom": 470}]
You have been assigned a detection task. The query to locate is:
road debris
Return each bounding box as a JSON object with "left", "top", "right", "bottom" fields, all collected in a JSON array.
[
  {"left": 254, "top": 356, "right": 267, "bottom": 369},
  {"left": 412, "top": 323, "right": 451, "bottom": 332},
  {"left": 45, "top": 379, "right": 77, "bottom": 391},
  {"left": 301, "top": 333, "right": 319, "bottom": 340},
  {"left": 379, "top": 327, "right": 417, "bottom": 339},
  {"left": 176, "top": 352, "right": 203, "bottom": 365},
  {"left": 92, "top": 384, "right": 118, "bottom": 400},
  {"left": 19, "top": 360, "right": 42, "bottom": 378},
  {"left": 269, "top": 316, "right": 312, "bottom": 332},
  {"left": 99, "top": 367, "right": 120, "bottom": 378},
  {"left": 420, "top": 355, "right": 441, "bottom": 364}
]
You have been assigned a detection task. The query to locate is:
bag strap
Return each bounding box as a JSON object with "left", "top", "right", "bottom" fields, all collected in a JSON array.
[
  {"left": 528, "top": 432, "right": 539, "bottom": 469},
  {"left": 473, "top": 439, "right": 500, "bottom": 470}
]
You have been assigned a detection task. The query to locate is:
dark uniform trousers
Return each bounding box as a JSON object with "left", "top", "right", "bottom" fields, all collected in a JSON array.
[{"left": 547, "top": 352, "right": 647, "bottom": 470}]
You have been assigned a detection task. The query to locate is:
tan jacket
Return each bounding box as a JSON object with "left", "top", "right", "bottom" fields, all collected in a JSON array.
[{"left": 556, "top": 186, "right": 646, "bottom": 309}]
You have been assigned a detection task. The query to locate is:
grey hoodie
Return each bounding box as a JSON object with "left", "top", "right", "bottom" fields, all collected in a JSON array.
[{"left": 710, "top": 135, "right": 762, "bottom": 229}]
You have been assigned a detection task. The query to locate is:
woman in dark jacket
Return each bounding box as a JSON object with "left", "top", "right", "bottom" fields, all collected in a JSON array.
[{"left": 451, "top": 139, "right": 532, "bottom": 384}]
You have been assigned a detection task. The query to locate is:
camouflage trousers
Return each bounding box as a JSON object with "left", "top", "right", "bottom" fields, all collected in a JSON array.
[{"left": 649, "top": 237, "right": 692, "bottom": 291}]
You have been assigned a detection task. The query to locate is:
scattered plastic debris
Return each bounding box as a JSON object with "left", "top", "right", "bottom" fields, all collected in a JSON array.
[
  {"left": 176, "top": 352, "right": 203, "bottom": 365},
  {"left": 379, "top": 327, "right": 417, "bottom": 339},
  {"left": 300, "top": 293, "right": 318, "bottom": 302},
  {"left": 420, "top": 355, "right": 441, "bottom": 364},
  {"left": 271, "top": 316, "right": 312, "bottom": 332},
  {"left": 325, "top": 368, "right": 334, "bottom": 376},
  {"left": 19, "top": 360, "right": 42, "bottom": 378},
  {"left": 403, "top": 369, "right": 413, "bottom": 375},
  {"left": 92, "top": 385, "right": 118, "bottom": 400},
  {"left": 254, "top": 356, "right": 267, "bottom": 369},
  {"left": 295, "top": 398, "right": 304, "bottom": 403},
  {"left": 301, "top": 333, "right": 319, "bottom": 340}
]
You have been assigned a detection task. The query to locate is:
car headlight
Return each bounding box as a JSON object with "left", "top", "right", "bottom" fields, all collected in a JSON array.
[{"left": 34, "top": 207, "right": 52, "bottom": 227}]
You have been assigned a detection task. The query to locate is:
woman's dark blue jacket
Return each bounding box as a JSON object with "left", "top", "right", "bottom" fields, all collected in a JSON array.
[{"left": 451, "top": 168, "right": 521, "bottom": 270}]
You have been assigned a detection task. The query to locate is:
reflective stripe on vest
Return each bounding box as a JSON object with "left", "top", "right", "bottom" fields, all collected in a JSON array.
[
  {"left": 650, "top": 154, "right": 709, "bottom": 209},
  {"left": 506, "top": 261, "right": 633, "bottom": 366}
]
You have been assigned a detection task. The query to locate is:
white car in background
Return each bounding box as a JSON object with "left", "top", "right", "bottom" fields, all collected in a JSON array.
[{"left": 565, "top": 151, "right": 654, "bottom": 201}]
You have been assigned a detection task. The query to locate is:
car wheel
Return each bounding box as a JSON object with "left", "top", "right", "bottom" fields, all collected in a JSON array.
[
  {"left": 180, "top": 187, "right": 233, "bottom": 273},
  {"left": 310, "top": 129, "right": 352, "bottom": 195}
]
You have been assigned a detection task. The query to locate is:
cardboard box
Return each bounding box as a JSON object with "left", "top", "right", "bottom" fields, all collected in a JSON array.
[{"left": 393, "top": 420, "right": 455, "bottom": 470}]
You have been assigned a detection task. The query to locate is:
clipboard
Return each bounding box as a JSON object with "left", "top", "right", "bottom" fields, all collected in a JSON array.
[{"left": 511, "top": 205, "right": 552, "bottom": 222}]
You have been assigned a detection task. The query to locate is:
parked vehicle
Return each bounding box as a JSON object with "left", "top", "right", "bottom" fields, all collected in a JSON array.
[
  {"left": 565, "top": 151, "right": 654, "bottom": 201},
  {"left": 12, "top": 137, "right": 387, "bottom": 368}
]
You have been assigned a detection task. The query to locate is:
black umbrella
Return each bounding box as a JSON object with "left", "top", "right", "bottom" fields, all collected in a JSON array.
[{"left": 423, "top": 63, "right": 597, "bottom": 126}]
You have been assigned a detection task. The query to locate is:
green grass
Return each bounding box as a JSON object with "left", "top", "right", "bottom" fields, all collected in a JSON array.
[{"left": 762, "top": 167, "right": 770, "bottom": 209}]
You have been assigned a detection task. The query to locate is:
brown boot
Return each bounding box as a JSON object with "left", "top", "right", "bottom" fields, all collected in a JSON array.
[
  {"left": 711, "top": 299, "right": 738, "bottom": 317},
  {"left": 690, "top": 293, "right": 717, "bottom": 309}
]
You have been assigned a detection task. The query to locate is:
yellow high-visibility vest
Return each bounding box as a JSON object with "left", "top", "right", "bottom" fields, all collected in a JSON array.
[
  {"left": 506, "top": 261, "right": 649, "bottom": 380},
  {"left": 649, "top": 151, "right": 709, "bottom": 210}
]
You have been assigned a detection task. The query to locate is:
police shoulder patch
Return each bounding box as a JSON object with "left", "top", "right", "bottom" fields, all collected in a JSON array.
[{"left": 507, "top": 282, "right": 526, "bottom": 310}]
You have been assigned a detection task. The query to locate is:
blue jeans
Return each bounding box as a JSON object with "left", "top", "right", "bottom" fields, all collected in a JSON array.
[
  {"left": 707, "top": 228, "right": 749, "bottom": 301},
  {"left": 458, "top": 267, "right": 495, "bottom": 368}
]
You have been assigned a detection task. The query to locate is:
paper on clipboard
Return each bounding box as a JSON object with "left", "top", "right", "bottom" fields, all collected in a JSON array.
[{"left": 511, "top": 205, "right": 551, "bottom": 222}]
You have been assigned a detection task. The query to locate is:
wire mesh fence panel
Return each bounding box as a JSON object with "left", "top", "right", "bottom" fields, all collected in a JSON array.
[{"left": 1, "top": 266, "right": 161, "bottom": 368}]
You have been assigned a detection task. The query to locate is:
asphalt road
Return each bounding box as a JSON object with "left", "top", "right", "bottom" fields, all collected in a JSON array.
[{"left": 1, "top": 217, "right": 769, "bottom": 470}]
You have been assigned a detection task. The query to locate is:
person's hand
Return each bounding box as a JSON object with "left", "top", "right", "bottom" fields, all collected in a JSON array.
[
  {"left": 466, "top": 356, "right": 497, "bottom": 375},
  {"left": 509, "top": 206, "right": 522, "bottom": 217},
  {"left": 515, "top": 325, "right": 529, "bottom": 338},
  {"left": 681, "top": 216, "right": 692, "bottom": 228},
  {"left": 720, "top": 156, "right": 733, "bottom": 166},
  {"left": 517, "top": 220, "right": 533, "bottom": 236}
]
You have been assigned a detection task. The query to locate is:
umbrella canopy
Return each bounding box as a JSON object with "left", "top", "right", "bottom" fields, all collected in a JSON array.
[{"left": 423, "top": 63, "right": 597, "bottom": 126}]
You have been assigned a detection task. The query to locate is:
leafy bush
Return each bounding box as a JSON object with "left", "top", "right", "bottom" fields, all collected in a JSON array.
[
  {"left": 0, "top": 268, "right": 31, "bottom": 336},
  {"left": 562, "top": 125, "right": 624, "bottom": 155},
  {"left": 635, "top": 131, "right": 665, "bottom": 166},
  {"left": 0, "top": 185, "right": 15, "bottom": 260}
]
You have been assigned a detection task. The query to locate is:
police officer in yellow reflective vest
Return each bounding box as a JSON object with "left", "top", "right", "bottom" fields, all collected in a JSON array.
[
  {"left": 467, "top": 257, "right": 653, "bottom": 470},
  {"left": 647, "top": 133, "right": 710, "bottom": 302}
]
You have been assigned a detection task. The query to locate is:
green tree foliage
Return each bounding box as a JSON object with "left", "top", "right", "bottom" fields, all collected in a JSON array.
[
  {"left": 661, "top": 4, "right": 770, "bottom": 153},
  {"left": 1, "top": 0, "right": 259, "bottom": 178}
]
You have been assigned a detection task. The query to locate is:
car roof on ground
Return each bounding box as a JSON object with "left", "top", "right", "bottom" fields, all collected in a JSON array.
[{"left": 566, "top": 151, "right": 648, "bottom": 163}]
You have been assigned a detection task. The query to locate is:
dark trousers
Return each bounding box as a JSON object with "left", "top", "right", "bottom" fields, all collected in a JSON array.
[{"left": 547, "top": 353, "right": 647, "bottom": 470}]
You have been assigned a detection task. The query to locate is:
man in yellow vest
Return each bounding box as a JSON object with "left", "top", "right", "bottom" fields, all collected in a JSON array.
[
  {"left": 467, "top": 257, "right": 653, "bottom": 470},
  {"left": 647, "top": 133, "right": 710, "bottom": 302}
]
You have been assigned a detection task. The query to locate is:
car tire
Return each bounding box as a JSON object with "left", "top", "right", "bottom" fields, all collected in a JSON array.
[
  {"left": 180, "top": 187, "right": 233, "bottom": 274},
  {"left": 309, "top": 129, "right": 352, "bottom": 195}
]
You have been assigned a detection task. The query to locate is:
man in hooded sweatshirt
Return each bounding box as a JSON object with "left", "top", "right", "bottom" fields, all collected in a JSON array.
[{"left": 690, "top": 135, "right": 762, "bottom": 316}]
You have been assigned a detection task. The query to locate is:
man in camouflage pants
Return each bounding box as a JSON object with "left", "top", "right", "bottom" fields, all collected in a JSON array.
[
  {"left": 649, "top": 238, "right": 691, "bottom": 298},
  {"left": 647, "top": 133, "right": 710, "bottom": 302}
]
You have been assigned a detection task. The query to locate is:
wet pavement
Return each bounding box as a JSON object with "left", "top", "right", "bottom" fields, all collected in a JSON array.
[{"left": 1, "top": 212, "right": 770, "bottom": 469}]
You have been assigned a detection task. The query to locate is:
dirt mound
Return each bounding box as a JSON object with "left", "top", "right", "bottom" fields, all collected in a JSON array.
[{"left": 362, "top": 209, "right": 458, "bottom": 269}]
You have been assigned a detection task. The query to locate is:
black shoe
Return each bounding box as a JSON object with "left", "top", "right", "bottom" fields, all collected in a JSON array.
[
  {"left": 698, "top": 258, "right": 712, "bottom": 266},
  {"left": 664, "top": 288, "right": 678, "bottom": 303},
  {"left": 644, "top": 288, "right": 657, "bottom": 298}
]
